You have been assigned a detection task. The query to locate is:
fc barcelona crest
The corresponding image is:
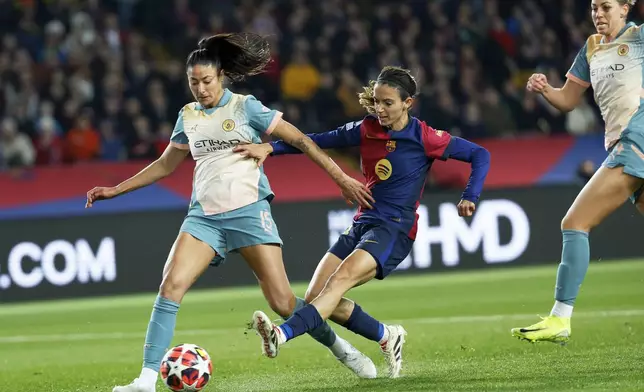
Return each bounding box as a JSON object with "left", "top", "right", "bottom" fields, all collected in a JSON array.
[
  {"left": 385, "top": 140, "right": 396, "bottom": 152},
  {"left": 222, "top": 119, "right": 235, "bottom": 131},
  {"left": 618, "top": 44, "right": 629, "bottom": 56}
]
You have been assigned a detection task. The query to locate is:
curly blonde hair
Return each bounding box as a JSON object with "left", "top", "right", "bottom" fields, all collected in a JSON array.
[{"left": 358, "top": 80, "right": 377, "bottom": 114}]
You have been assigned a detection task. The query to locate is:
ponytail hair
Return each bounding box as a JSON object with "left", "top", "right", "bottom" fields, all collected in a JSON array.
[{"left": 186, "top": 33, "right": 271, "bottom": 82}]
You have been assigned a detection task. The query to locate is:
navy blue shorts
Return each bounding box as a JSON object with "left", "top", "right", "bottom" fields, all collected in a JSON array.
[{"left": 328, "top": 222, "right": 413, "bottom": 280}]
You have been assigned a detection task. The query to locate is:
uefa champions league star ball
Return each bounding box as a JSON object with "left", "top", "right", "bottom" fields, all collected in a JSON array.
[{"left": 160, "top": 344, "right": 213, "bottom": 391}]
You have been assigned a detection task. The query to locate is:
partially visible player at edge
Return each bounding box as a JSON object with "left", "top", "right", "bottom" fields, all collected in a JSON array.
[
  {"left": 236, "top": 65, "right": 491, "bottom": 378},
  {"left": 511, "top": 0, "right": 644, "bottom": 344},
  {"left": 86, "top": 33, "right": 378, "bottom": 392}
]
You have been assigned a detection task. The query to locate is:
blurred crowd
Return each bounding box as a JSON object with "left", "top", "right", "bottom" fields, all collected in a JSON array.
[{"left": 1, "top": 0, "right": 643, "bottom": 171}]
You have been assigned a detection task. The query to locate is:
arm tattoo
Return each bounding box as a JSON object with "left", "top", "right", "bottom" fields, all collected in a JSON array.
[
  {"left": 292, "top": 136, "right": 312, "bottom": 153},
  {"left": 292, "top": 136, "right": 342, "bottom": 181}
]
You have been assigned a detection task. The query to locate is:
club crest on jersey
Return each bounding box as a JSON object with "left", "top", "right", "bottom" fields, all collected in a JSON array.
[
  {"left": 385, "top": 140, "right": 396, "bottom": 152},
  {"left": 435, "top": 129, "right": 445, "bottom": 137},
  {"left": 222, "top": 119, "right": 235, "bottom": 131},
  {"left": 375, "top": 159, "right": 393, "bottom": 181},
  {"left": 618, "top": 44, "right": 629, "bottom": 56}
]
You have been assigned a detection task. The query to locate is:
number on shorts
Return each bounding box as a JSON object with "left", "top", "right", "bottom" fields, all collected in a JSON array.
[{"left": 260, "top": 210, "right": 273, "bottom": 233}]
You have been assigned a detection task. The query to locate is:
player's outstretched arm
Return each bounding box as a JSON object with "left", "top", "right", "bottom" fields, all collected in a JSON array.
[
  {"left": 443, "top": 137, "right": 491, "bottom": 217},
  {"left": 270, "top": 122, "right": 362, "bottom": 156},
  {"left": 234, "top": 121, "right": 361, "bottom": 163},
  {"left": 85, "top": 144, "right": 189, "bottom": 208},
  {"left": 528, "top": 74, "right": 588, "bottom": 113},
  {"left": 270, "top": 118, "right": 374, "bottom": 208}
]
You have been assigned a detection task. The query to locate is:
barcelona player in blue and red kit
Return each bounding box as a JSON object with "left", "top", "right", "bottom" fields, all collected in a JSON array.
[{"left": 237, "top": 66, "right": 491, "bottom": 378}]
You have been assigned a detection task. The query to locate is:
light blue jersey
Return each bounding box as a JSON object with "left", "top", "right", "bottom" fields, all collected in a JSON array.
[
  {"left": 170, "top": 89, "right": 282, "bottom": 216},
  {"left": 567, "top": 22, "right": 644, "bottom": 150},
  {"left": 170, "top": 89, "right": 284, "bottom": 263}
]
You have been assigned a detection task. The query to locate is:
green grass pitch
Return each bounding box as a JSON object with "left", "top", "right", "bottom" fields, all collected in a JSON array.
[{"left": 1, "top": 259, "right": 643, "bottom": 392}]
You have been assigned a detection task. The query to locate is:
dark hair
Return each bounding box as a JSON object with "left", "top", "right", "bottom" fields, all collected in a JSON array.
[
  {"left": 617, "top": 0, "right": 637, "bottom": 9},
  {"left": 358, "top": 66, "right": 418, "bottom": 114},
  {"left": 186, "top": 33, "right": 271, "bottom": 82}
]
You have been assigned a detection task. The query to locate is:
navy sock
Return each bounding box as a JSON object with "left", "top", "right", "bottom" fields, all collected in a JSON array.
[
  {"left": 280, "top": 304, "right": 324, "bottom": 342},
  {"left": 285, "top": 297, "right": 336, "bottom": 347},
  {"left": 341, "top": 303, "right": 384, "bottom": 342}
]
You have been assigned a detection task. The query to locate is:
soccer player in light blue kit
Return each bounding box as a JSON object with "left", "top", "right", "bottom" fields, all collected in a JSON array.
[
  {"left": 85, "top": 33, "right": 378, "bottom": 392},
  {"left": 512, "top": 0, "right": 644, "bottom": 344}
]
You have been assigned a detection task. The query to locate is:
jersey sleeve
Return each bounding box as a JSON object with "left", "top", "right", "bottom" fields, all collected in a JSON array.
[
  {"left": 444, "top": 137, "right": 491, "bottom": 203},
  {"left": 566, "top": 43, "right": 591, "bottom": 87},
  {"left": 170, "top": 108, "right": 189, "bottom": 150},
  {"left": 420, "top": 121, "right": 452, "bottom": 160},
  {"left": 244, "top": 96, "right": 283, "bottom": 135},
  {"left": 270, "top": 120, "right": 362, "bottom": 156}
]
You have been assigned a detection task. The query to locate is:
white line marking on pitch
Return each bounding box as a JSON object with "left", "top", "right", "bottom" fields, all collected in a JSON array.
[{"left": 1, "top": 309, "right": 642, "bottom": 344}]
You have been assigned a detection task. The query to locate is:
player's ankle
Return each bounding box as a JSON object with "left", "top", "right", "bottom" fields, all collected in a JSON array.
[
  {"left": 378, "top": 324, "right": 390, "bottom": 345},
  {"left": 329, "top": 336, "right": 351, "bottom": 357},
  {"left": 550, "top": 301, "right": 573, "bottom": 318},
  {"left": 138, "top": 367, "right": 158, "bottom": 386}
]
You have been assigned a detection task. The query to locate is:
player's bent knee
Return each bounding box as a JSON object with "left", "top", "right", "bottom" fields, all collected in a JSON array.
[
  {"left": 560, "top": 212, "right": 590, "bottom": 232},
  {"left": 159, "top": 276, "right": 191, "bottom": 303}
]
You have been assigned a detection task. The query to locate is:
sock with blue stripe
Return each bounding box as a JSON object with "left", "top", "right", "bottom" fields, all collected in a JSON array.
[
  {"left": 280, "top": 304, "right": 324, "bottom": 342},
  {"left": 285, "top": 297, "right": 337, "bottom": 347},
  {"left": 142, "top": 295, "right": 180, "bottom": 372}
]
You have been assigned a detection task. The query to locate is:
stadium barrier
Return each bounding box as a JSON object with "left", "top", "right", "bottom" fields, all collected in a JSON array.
[{"left": 1, "top": 185, "right": 642, "bottom": 303}]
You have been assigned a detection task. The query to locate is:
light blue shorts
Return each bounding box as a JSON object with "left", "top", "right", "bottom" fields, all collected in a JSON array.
[
  {"left": 179, "top": 198, "right": 282, "bottom": 266},
  {"left": 602, "top": 135, "right": 644, "bottom": 204}
]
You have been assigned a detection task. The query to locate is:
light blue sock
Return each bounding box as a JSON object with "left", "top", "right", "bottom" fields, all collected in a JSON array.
[
  {"left": 285, "top": 297, "right": 337, "bottom": 347},
  {"left": 555, "top": 230, "right": 590, "bottom": 306},
  {"left": 143, "top": 295, "right": 180, "bottom": 371}
]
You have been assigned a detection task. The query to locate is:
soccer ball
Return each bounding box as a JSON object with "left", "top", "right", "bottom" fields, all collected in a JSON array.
[{"left": 160, "top": 343, "right": 212, "bottom": 392}]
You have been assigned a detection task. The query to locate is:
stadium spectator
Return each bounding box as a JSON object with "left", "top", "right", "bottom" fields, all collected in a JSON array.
[
  {"left": 64, "top": 114, "right": 100, "bottom": 162},
  {"left": 280, "top": 50, "right": 321, "bottom": 103},
  {"left": 34, "top": 116, "right": 64, "bottom": 165},
  {"left": 99, "top": 119, "right": 125, "bottom": 162},
  {"left": 566, "top": 98, "right": 600, "bottom": 135},
  {"left": 577, "top": 159, "right": 597, "bottom": 184},
  {"left": 1, "top": 0, "right": 643, "bottom": 173},
  {"left": 0, "top": 117, "right": 35, "bottom": 169}
]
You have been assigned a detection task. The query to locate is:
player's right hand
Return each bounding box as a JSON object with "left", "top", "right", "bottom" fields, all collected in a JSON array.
[
  {"left": 85, "top": 186, "right": 119, "bottom": 208},
  {"left": 526, "top": 73, "right": 549, "bottom": 94},
  {"left": 338, "top": 174, "right": 375, "bottom": 209}
]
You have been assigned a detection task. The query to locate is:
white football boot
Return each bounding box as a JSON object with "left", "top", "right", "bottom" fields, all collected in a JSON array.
[
  {"left": 379, "top": 325, "right": 407, "bottom": 378},
  {"left": 112, "top": 378, "right": 155, "bottom": 392},
  {"left": 335, "top": 341, "right": 377, "bottom": 379},
  {"left": 252, "top": 310, "right": 285, "bottom": 358}
]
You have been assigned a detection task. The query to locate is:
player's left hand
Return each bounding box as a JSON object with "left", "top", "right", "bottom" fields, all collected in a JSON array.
[
  {"left": 234, "top": 143, "right": 273, "bottom": 166},
  {"left": 457, "top": 199, "right": 476, "bottom": 217}
]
